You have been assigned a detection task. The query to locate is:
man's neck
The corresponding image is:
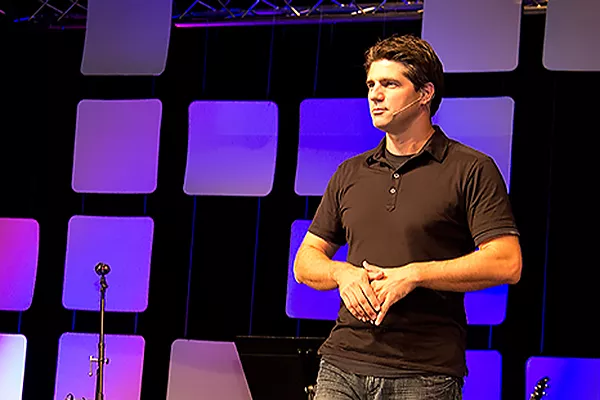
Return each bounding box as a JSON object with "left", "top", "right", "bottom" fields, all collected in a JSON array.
[{"left": 385, "top": 117, "right": 435, "bottom": 156}]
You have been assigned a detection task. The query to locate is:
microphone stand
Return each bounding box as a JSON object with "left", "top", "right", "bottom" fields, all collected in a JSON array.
[{"left": 65, "top": 262, "right": 111, "bottom": 400}]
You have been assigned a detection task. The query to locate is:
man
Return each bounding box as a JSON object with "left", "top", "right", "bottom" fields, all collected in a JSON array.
[{"left": 293, "top": 34, "right": 522, "bottom": 400}]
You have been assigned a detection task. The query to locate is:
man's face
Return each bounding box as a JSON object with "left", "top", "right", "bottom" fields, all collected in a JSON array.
[{"left": 366, "top": 59, "right": 421, "bottom": 131}]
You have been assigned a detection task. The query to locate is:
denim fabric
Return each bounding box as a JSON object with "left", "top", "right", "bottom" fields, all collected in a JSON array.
[{"left": 313, "top": 360, "right": 463, "bottom": 400}]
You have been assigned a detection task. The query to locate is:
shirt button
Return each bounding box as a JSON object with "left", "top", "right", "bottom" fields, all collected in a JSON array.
[
  {"left": 393, "top": 173, "right": 400, "bottom": 179},
  {"left": 389, "top": 188, "right": 397, "bottom": 194}
]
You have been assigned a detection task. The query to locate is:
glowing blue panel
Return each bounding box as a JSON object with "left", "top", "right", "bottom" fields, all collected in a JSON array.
[
  {"left": 422, "top": 0, "right": 522, "bottom": 72},
  {"left": 464, "top": 350, "right": 502, "bottom": 400},
  {"left": 286, "top": 219, "right": 347, "bottom": 320},
  {"left": 525, "top": 357, "right": 600, "bottom": 399},
  {"left": 543, "top": 0, "right": 600, "bottom": 71},
  {"left": 0, "top": 334, "right": 27, "bottom": 400},
  {"left": 184, "top": 101, "right": 278, "bottom": 197},
  {"left": 295, "top": 98, "right": 382, "bottom": 196},
  {"left": 54, "top": 332, "right": 145, "bottom": 400},
  {"left": 286, "top": 220, "right": 506, "bottom": 324},
  {"left": 81, "top": 0, "right": 172, "bottom": 75},
  {"left": 433, "top": 97, "right": 515, "bottom": 189},
  {"left": 166, "top": 339, "right": 252, "bottom": 400},
  {"left": 464, "top": 284, "right": 507, "bottom": 326},
  {"left": 63, "top": 216, "right": 154, "bottom": 312},
  {"left": 72, "top": 100, "right": 162, "bottom": 194},
  {"left": 0, "top": 218, "right": 39, "bottom": 311}
]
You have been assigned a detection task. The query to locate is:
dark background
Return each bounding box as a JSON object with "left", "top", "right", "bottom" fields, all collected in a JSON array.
[{"left": 0, "top": 9, "right": 598, "bottom": 400}]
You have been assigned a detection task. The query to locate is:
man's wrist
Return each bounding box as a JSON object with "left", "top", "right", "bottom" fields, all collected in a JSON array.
[{"left": 329, "top": 261, "right": 351, "bottom": 286}]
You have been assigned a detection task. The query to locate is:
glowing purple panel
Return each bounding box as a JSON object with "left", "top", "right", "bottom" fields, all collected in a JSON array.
[
  {"left": 72, "top": 100, "right": 162, "bottom": 194},
  {"left": 81, "top": 0, "right": 172, "bottom": 75},
  {"left": 295, "top": 98, "right": 382, "bottom": 196},
  {"left": 0, "top": 218, "right": 39, "bottom": 311},
  {"left": 286, "top": 220, "right": 346, "bottom": 320},
  {"left": 166, "top": 339, "right": 252, "bottom": 400},
  {"left": 422, "top": 0, "right": 522, "bottom": 72},
  {"left": 432, "top": 97, "right": 515, "bottom": 189},
  {"left": 465, "top": 284, "right": 507, "bottom": 326},
  {"left": 543, "top": 0, "right": 600, "bottom": 71},
  {"left": 54, "top": 333, "right": 145, "bottom": 400},
  {"left": 525, "top": 357, "right": 600, "bottom": 399},
  {"left": 464, "top": 350, "right": 502, "bottom": 400},
  {"left": 184, "top": 101, "right": 278, "bottom": 196},
  {"left": 63, "top": 216, "right": 153, "bottom": 312},
  {"left": 0, "top": 334, "right": 27, "bottom": 400}
]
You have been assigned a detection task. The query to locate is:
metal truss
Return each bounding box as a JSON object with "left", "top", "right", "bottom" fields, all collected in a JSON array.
[{"left": 5, "top": 0, "right": 548, "bottom": 28}]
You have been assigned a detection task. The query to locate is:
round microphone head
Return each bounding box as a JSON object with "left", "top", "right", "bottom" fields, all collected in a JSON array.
[{"left": 94, "top": 263, "right": 111, "bottom": 276}]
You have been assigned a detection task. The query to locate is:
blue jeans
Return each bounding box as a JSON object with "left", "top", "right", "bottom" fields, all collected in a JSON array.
[{"left": 313, "top": 360, "right": 463, "bottom": 400}]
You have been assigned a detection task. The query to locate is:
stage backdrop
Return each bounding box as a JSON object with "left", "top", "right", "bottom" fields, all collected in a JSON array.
[{"left": 0, "top": 8, "right": 599, "bottom": 400}]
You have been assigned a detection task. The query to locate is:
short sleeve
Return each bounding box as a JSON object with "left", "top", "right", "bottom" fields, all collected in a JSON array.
[
  {"left": 308, "top": 166, "right": 347, "bottom": 246},
  {"left": 466, "top": 157, "right": 519, "bottom": 247}
]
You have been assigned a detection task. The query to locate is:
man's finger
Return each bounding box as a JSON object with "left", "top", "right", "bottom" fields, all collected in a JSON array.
[
  {"left": 366, "top": 270, "right": 384, "bottom": 281},
  {"left": 348, "top": 289, "right": 370, "bottom": 321},
  {"left": 375, "top": 300, "right": 390, "bottom": 326},
  {"left": 360, "top": 282, "right": 381, "bottom": 314}
]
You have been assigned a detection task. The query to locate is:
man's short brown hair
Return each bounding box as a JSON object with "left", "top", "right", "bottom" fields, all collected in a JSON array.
[{"left": 364, "top": 34, "right": 445, "bottom": 116}]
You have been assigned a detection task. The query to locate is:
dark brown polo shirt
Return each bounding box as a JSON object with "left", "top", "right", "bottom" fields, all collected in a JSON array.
[{"left": 308, "top": 126, "right": 519, "bottom": 378}]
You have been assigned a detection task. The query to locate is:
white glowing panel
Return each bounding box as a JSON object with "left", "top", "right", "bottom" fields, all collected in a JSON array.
[
  {"left": 0, "top": 334, "right": 27, "bottom": 400},
  {"left": 81, "top": 0, "right": 172, "bottom": 75},
  {"left": 543, "top": 0, "right": 600, "bottom": 71},
  {"left": 166, "top": 339, "right": 253, "bottom": 400},
  {"left": 432, "top": 97, "right": 515, "bottom": 190},
  {"left": 422, "top": 0, "right": 522, "bottom": 72},
  {"left": 54, "top": 333, "right": 145, "bottom": 400}
]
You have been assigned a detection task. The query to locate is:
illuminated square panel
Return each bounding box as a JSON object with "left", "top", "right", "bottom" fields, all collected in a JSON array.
[
  {"left": 433, "top": 97, "right": 515, "bottom": 189},
  {"left": 54, "top": 332, "right": 145, "bottom": 400},
  {"left": 463, "top": 350, "right": 502, "bottom": 400},
  {"left": 0, "top": 334, "right": 27, "bottom": 400},
  {"left": 184, "top": 101, "right": 278, "bottom": 196},
  {"left": 286, "top": 220, "right": 505, "bottom": 324},
  {"left": 0, "top": 218, "right": 39, "bottom": 311},
  {"left": 422, "top": 0, "right": 522, "bottom": 72},
  {"left": 166, "top": 339, "right": 252, "bottom": 400},
  {"left": 525, "top": 357, "right": 600, "bottom": 399},
  {"left": 62, "top": 216, "right": 154, "bottom": 312},
  {"left": 286, "top": 220, "right": 346, "bottom": 320},
  {"left": 295, "top": 98, "right": 382, "bottom": 196},
  {"left": 81, "top": 0, "right": 172, "bottom": 75},
  {"left": 464, "top": 284, "right": 507, "bottom": 325},
  {"left": 543, "top": 0, "right": 600, "bottom": 71},
  {"left": 72, "top": 99, "right": 162, "bottom": 194}
]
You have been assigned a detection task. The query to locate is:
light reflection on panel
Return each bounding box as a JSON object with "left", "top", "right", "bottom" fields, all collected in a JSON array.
[
  {"left": 184, "top": 101, "right": 278, "bottom": 196},
  {"left": 81, "top": 0, "right": 172, "bottom": 75},
  {"left": 0, "top": 334, "right": 27, "bottom": 400},
  {"left": 286, "top": 220, "right": 506, "bottom": 325},
  {"left": 295, "top": 98, "right": 382, "bottom": 196},
  {"left": 0, "top": 218, "right": 39, "bottom": 311},
  {"left": 72, "top": 99, "right": 162, "bottom": 194},
  {"left": 463, "top": 350, "right": 502, "bottom": 400},
  {"left": 54, "top": 333, "right": 145, "bottom": 400},
  {"left": 422, "top": 0, "right": 522, "bottom": 72},
  {"left": 62, "top": 216, "right": 154, "bottom": 312},
  {"left": 432, "top": 97, "right": 515, "bottom": 190},
  {"left": 166, "top": 339, "right": 252, "bottom": 400},
  {"left": 296, "top": 97, "right": 515, "bottom": 196},
  {"left": 525, "top": 357, "right": 600, "bottom": 399},
  {"left": 543, "top": 0, "right": 600, "bottom": 71},
  {"left": 286, "top": 220, "right": 345, "bottom": 320}
]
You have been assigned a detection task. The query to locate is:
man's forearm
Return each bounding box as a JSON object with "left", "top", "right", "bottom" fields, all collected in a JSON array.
[
  {"left": 294, "top": 245, "right": 349, "bottom": 291},
  {"left": 411, "top": 236, "right": 522, "bottom": 292}
]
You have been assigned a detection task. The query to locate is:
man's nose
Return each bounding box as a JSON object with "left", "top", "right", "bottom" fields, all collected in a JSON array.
[{"left": 369, "top": 87, "right": 384, "bottom": 101}]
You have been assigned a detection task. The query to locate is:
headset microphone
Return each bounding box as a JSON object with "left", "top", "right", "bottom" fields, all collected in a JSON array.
[{"left": 390, "top": 94, "right": 423, "bottom": 117}]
